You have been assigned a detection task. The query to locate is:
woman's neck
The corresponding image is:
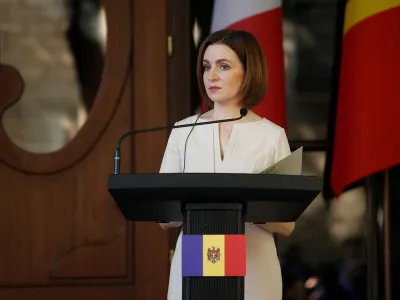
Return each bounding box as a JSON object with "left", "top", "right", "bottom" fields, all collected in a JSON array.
[{"left": 211, "top": 103, "right": 242, "bottom": 120}]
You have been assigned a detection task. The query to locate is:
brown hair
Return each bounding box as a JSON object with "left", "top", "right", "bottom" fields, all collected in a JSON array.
[{"left": 197, "top": 29, "right": 268, "bottom": 110}]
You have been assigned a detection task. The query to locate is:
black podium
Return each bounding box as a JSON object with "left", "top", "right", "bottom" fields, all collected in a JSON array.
[{"left": 108, "top": 173, "right": 321, "bottom": 300}]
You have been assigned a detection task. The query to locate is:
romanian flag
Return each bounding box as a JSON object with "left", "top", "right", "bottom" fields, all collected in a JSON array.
[
  {"left": 182, "top": 234, "right": 246, "bottom": 277},
  {"left": 204, "top": 0, "right": 286, "bottom": 129},
  {"left": 330, "top": 0, "right": 400, "bottom": 196}
]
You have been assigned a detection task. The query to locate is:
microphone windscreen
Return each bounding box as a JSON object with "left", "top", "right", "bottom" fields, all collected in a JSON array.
[{"left": 240, "top": 108, "right": 248, "bottom": 117}]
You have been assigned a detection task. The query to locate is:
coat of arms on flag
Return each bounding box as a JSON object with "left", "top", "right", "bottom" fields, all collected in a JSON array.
[{"left": 207, "top": 246, "right": 221, "bottom": 264}]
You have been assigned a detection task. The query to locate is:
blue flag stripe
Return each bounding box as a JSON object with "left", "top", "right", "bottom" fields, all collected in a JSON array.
[{"left": 182, "top": 235, "right": 203, "bottom": 276}]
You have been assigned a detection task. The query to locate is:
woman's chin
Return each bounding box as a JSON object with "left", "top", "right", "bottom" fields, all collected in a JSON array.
[{"left": 208, "top": 97, "right": 231, "bottom": 105}]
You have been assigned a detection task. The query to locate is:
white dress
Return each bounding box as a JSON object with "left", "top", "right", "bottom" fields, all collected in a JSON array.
[{"left": 159, "top": 114, "right": 291, "bottom": 300}]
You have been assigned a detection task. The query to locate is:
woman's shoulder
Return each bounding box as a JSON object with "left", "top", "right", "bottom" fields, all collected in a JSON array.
[
  {"left": 171, "top": 114, "right": 205, "bottom": 139},
  {"left": 174, "top": 114, "right": 203, "bottom": 126},
  {"left": 242, "top": 110, "right": 285, "bottom": 136},
  {"left": 254, "top": 118, "right": 286, "bottom": 138}
]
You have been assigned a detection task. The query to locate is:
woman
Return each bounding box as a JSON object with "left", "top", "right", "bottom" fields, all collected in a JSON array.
[{"left": 159, "top": 29, "right": 295, "bottom": 299}]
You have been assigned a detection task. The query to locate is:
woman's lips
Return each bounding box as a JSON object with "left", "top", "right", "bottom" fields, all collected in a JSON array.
[{"left": 209, "top": 86, "right": 221, "bottom": 92}]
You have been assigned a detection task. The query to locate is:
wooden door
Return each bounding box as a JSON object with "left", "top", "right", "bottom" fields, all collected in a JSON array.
[{"left": 0, "top": 0, "right": 169, "bottom": 299}]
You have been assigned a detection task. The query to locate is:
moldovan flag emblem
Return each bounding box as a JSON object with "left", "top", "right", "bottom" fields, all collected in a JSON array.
[{"left": 182, "top": 234, "right": 246, "bottom": 276}]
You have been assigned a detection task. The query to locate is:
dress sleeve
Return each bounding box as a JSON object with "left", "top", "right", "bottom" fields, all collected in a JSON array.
[
  {"left": 159, "top": 124, "right": 182, "bottom": 173},
  {"left": 273, "top": 127, "right": 291, "bottom": 163}
]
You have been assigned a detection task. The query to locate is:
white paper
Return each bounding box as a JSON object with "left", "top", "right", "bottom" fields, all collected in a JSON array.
[{"left": 259, "top": 147, "right": 303, "bottom": 175}]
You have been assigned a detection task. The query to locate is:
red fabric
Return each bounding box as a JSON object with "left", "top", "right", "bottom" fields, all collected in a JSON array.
[{"left": 331, "top": 7, "right": 400, "bottom": 196}]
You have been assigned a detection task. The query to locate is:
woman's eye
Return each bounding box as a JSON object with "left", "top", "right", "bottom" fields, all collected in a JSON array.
[
  {"left": 220, "top": 65, "right": 230, "bottom": 70},
  {"left": 203, "top": 65, "right": 210, "bottom": 71}
]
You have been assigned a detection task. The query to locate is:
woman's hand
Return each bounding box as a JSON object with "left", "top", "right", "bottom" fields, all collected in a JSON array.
[
  {"left": 158, "top": 222, "right": 182, "bottom": 230},
  {"left": 256, "top": 222, "right": 295, "bottom": 236}
]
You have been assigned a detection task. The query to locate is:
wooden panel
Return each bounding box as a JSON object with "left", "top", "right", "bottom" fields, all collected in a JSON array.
[
  {"left": 132, "top": 0, "right": 169, "bottom": 296},
  {"left": 0, "top": 286, "right": 136, "bottom": 299},
  {"left": 167, "top": 0, "right": 192, "bottom": 122},
  {"left": 165, "top": 0, "right": 192, "bottom": 261},
  {"left": 0, "top": 2, "right": 131, "bottom": 175},
  {"left": 0, "top": 0, "right": 131, "bottom": 286},
  {"left": 0, "top": 0, "right": 169, "bottom": 298}
]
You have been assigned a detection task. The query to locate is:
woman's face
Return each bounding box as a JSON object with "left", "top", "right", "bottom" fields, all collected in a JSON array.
[{"left": 202, "top": 44, "right": 245, "bottom": 106}]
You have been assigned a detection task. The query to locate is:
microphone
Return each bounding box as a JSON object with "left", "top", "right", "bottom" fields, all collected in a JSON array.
[{"left": 113, "top": 108, "right": 248, "bottom": 174}]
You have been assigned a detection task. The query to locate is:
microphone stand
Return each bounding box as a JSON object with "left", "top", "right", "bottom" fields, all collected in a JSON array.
[{"left": 113, "top": 108, "right": 248, "bottom": 174}]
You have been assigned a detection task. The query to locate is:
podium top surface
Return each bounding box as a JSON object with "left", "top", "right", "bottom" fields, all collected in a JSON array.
[
  {"left": 108, "top": 173, "right": 320, "bottom": 197},
  {"left": 107, "top": 173, "right": 321, "bottom": 222}
]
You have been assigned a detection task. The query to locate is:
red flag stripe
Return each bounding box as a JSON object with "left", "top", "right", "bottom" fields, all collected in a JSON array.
[
  {"left": 224, "top": 235, "right": 246, "bottom": 276},
  {"left": 331, "top": 6, "right": 400, "bottom": 196}
]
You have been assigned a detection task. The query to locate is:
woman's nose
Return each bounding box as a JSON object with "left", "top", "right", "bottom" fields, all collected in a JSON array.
[{"left": 208, "top": 67, "right": 219, "bottom": 81}]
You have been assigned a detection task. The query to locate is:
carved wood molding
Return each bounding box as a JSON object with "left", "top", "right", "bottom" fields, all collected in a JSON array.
[{"left": 0, "top": 0, "right": 131, "bottom": 175}]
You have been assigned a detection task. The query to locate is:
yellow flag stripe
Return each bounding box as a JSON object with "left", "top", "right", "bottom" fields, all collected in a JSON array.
[
  {"left": 344, "top": 0, "right": 400, "bottom": 33},
  {"left": 203, "top": 235, "right": 225, "bottom": 276}
]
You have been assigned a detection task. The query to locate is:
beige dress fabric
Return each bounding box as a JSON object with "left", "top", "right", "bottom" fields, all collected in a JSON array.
[{"left": 159, "top": 114, "right": 291, "bottom": 300}]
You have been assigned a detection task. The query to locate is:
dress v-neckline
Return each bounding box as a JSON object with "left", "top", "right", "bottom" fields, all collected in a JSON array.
[{"left": 213, "top": 123, "right": 237, "bottom": 163}]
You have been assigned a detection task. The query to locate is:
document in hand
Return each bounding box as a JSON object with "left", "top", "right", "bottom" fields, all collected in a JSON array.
[{"left": 259, "top": 147, "right": 303, "bottom": 175}]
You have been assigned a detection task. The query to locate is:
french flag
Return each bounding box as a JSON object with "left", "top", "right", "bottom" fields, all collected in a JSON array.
[{"left": 211, "top": 0, "right": 286, "bottom": 129}]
